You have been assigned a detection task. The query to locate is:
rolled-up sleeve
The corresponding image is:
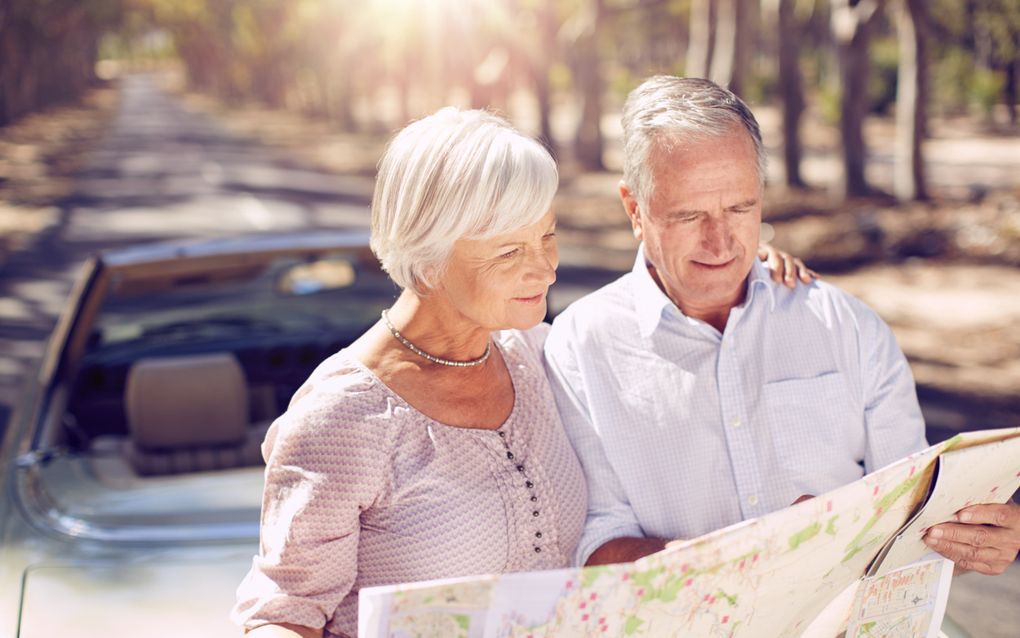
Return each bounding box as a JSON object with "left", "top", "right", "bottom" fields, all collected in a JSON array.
[
  {"left": 544, "top": 315, "right": 644, "bottom": 566},
  {"left": 231, "top": 383, "right": 389, "bottom": 631}
]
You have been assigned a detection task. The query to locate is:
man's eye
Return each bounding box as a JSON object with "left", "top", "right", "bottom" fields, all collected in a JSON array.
[
  {"left": 498, "top": 249, "right": 520, "bottom": 259},
  {"left": 543, "top": 232, "right": 557, "bottom": 240}
]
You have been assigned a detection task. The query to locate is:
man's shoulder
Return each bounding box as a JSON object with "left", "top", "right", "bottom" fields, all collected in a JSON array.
[
  {"left": 550, "top": 272, "right": 637, "bottom": 335},
  {"left": 767, "top": 275, "right": 886, "bottom": 333}
]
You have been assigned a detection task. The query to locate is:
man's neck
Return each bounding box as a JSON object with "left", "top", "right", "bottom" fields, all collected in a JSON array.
[{"left": 648, "top": 264, "right": 747, "bottom": 334}]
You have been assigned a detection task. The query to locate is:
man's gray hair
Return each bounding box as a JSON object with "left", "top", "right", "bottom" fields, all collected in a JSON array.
[
  {"left": 371, "top": 107, "right": 558, "bottom": 294},
  {"left": 621, "top": 76, "right": 766, "bottom": 207}
]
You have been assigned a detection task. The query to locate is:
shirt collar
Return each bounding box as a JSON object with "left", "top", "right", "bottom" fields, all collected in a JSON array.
[
  {"left": 631, "top": 244, "right": 777, "bottom": 338},
  {"left": 632, "top": 243, "right": 674, "bottom": 338},
  {"left": 746, "top": 257, "right": 778, "bottom": 313}
]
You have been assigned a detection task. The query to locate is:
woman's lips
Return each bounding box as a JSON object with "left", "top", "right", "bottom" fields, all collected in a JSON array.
[{"left": 513, "top": 292, "right": 546, "bottom": 304}]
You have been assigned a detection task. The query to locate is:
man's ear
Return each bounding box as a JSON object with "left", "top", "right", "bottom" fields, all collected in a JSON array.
[{"left": 619, "top": 181, "right": 644, "bottom": 241}]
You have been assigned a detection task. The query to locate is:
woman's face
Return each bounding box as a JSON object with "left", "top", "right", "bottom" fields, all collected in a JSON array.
[{"left": 436, "top": 210, "right": 558, "bottom": 332}]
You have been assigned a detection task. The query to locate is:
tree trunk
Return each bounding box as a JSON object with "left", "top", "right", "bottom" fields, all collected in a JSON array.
[
  {"left": 534, "top": 0, "right": 558, "bottom": 156},
  {"left": 831, "top": 0, "right": 883, "bottom": 199},
  {"left": 1005, "top": 59, "right": 1018, "bottom": 126},
  {"left": 573, "top": 0, "right": 605, "bottom": 171},
  {"left": 534, "top": 67, "right": 556, "bottom": 156},
  {"left": 776, "top": 0, "right": 806, "bottom": 187},
  {"left": 686, "top": 0, "right": 715, "bottom": 78},
  {"left": 893, "top": 0, "right": 928, "bottom": 202},
  {"left": 711, "top": 0, "right": 750, "bottom": 96}
]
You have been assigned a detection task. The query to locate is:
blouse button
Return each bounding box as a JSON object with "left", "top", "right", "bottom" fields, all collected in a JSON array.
[
  {"left": 532, "top": 510, "right": 540, "bottom": 517},
  {"left": 534, "top": 546, "right": 542, "bottom": 553},
  {"left": 506, "top": 451, "right": 514, "bottom": 460},
  {"left": 535, "top": 531, "right": 543, "bottom": 539},
  {"left": 525, "top": 480, "right": 534, "bottom": 489},
  {"left": 516, "top": 465, "right": 526, "bottom": 473},
  {"left": 530, "top": 496, "right": 538, "bottom": 502}
]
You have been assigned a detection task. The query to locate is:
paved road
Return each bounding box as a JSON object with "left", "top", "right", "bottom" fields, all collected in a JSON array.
[
  {"left": 0, "top": 74, "right": 620, "bottom": 413},
  {"left": 0, "top": 74, "right": 377, "bottom": 412},
  {"left": 0, "top": 74, "right": 1017, "bottom": 637}
]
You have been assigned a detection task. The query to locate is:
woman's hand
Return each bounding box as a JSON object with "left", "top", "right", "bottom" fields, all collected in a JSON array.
[{"left": 758, "top": 244, "right": 818, "bottom": 288}]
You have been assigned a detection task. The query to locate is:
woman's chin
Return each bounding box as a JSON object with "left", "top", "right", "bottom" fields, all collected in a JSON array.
[{"left": 500, "top": 302, "right": 548, "bottom": 331}]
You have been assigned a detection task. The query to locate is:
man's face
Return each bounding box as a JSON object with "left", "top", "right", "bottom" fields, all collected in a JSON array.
[{"left": 621, "top": 126, "right": 762, "bottom": 320}]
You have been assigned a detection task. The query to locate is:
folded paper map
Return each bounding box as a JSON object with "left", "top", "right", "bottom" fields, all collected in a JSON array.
[{"left": 359, "top": 428, "right": 1020, "bottom": 638}]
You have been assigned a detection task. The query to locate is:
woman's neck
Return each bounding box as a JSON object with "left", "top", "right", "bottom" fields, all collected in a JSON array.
[{"left": 385, "top": 289, "right": 493, "bottom": 362}]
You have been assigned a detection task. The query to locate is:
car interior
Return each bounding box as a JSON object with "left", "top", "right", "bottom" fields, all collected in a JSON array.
[{"left": 25, "top": 245, "right": 396, "bottom": 533}]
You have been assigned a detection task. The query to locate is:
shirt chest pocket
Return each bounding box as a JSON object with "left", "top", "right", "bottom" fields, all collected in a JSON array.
[{"left": 760, "top": 372, "right": 864, "bottom": 478}]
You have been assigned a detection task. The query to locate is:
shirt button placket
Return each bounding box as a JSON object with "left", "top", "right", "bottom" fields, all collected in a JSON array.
[
  {"left": 498, "top": 430, "right": 545, "bottom": 556},
  {"left": 718, "top": 334, "right": 761, "bottom": 520}
]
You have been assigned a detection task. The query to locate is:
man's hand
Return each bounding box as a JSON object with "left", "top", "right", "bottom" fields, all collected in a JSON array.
[
  {"left": 923, "top": 502, "right": 1020, "bottom": 575},
  {"left": 757, "top": 244, "right": 817, "bottom": 288},
  {"left": 586, "top": 537, "right": 669, "bottom": 566}
]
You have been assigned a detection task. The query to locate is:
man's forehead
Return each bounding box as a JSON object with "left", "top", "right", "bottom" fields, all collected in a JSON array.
[{"left": 650, "top": 126, "right": 755, "bottom": 162}]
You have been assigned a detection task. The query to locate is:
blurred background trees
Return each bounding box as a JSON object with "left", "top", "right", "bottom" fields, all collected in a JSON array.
[
  {"left": 2, "top": 0, "right": 1019, "bottom": 202},
  {"left": 0, "top": 0, "right": 121, "bottom": 126}
]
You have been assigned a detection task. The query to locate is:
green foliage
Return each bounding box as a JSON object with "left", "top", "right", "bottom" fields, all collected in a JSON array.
[
  {"left": 970, "top": 68, "right": 1007, "bottom": 117},
  {"left": 935, "top": 46, "right": 1009, "bottom": 117},
  {"left": 868, "top": 36, "right": 899, "bottom": 115},
  {"left": 745, "top": 69, "right": 778, "bottom": 105},
  {"left": 0, "top": 0, "right": 127, "bottom": 125},
  {"left": 816, "top": 85, "right": 842, "bottom": 127},
  {"left": 935, "top": 47, "right": 974, "bottom": 115},
  {"left": 11, "top": 0, "right": 1017, "bottom": 134},
  {"left": 973, "top": 0, "right": 1020, "bottom": 64}
]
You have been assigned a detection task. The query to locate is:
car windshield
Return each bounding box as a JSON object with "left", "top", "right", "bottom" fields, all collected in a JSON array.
[
  {"left": 91, "top": 252, "right": 393, "bottom": 357},
  {"left": 30, "top": 246, "right": 396, "bottom": 541}
]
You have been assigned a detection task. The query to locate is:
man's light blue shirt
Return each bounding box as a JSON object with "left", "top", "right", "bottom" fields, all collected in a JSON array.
[{"left": 544, "top": 246, "right": 928, "bottom": 566}]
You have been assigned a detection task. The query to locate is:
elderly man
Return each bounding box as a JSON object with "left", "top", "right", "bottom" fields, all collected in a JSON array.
[{"left": 544, "top": 76, "right": 1020, "bottom": 574}]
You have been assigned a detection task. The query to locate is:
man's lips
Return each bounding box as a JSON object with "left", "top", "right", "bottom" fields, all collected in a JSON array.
[{"left": 691, "top": 257, "right": 736, "bottom": 270}]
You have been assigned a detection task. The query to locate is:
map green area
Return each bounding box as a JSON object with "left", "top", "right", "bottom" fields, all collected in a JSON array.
[{"left": 359, "top": 428, "right": 1020, "bottom": 638}]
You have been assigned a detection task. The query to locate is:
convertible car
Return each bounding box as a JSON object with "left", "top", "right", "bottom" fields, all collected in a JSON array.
[{"left": 0, "top": 231, "right": 397, "bottom": 637}]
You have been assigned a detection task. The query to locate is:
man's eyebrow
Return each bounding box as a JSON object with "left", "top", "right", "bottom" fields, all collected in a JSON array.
[
  {"left": 665, "top": 199, "right": 757, "bottom": 216},
  {"left": 665, "top": 208, "right": 706, "bottom": 217},
  {"left": 725, "top": 198, "right": 758, "bottom": 210}
]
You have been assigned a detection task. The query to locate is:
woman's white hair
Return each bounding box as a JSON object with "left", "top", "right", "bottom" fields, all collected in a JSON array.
[
  {"left": 621, "top": 76, "right": 766, "bottom": 209},
  {"left": 370, "top": 107, "right": 558, "bottom": 294}
]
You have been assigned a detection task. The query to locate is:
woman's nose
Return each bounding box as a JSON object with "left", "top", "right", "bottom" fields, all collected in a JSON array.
[{"left": 526, "top": 244, "right": 557, "bottom": 285}]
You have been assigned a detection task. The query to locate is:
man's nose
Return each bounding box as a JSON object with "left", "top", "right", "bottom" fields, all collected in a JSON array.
[{"left": 701, "top": 216, "right": 733, "bottom": 255}]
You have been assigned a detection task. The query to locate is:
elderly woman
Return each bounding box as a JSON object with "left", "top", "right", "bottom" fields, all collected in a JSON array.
[{"left": 232, "top": 108, "right": 810, "bottom": 638}]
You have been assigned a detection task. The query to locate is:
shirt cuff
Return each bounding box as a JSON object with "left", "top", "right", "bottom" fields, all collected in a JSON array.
[{"left": 575, "top": 520, "right": 646, "bottom": 567}]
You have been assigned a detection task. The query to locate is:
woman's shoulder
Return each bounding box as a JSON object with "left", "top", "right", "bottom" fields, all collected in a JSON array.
[
  {"left": 262, "top": 351, "right": 395, "bottom": 462},
  {"left": 497, "top": 323, "right": 551, "bottom": 358}
]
